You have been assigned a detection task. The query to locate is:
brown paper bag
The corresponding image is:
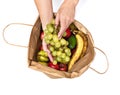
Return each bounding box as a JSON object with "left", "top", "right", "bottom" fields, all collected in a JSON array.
[{"left": 28, "top": 16, "right": 95, "bottom": 78}]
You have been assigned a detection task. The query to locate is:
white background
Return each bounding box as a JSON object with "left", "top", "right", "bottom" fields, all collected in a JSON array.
[{"left": 0, "top": 0, "right": 120, "bottom": 95}]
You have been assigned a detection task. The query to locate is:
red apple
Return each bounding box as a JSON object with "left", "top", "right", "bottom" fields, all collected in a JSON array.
[
  {"left": 40, "top": 32, "right": 44, "bottom": 40},
  {"left": 59, "top": 63, "right": 67, "bottom": 71},
  {"left": 48, "top": 62, "right": 59, "bottom": 70},
  {"left": 39, "top": 46, "right": 43, "bottom": 50},
  {"left": 65, "top": 28, "right": 71, "bottom": 38}
]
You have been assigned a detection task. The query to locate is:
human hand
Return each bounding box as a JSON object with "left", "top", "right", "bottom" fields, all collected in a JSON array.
[
  {"left": 55, "top": 0, "right": 77, "bottom": 38},
  {"left": 42, "top": 40, "right": 53, "bottom": 62}
]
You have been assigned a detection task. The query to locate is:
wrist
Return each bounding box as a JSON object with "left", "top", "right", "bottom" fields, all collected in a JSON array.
[{"left": 64, "top": 0, "right": 79, "bottom": 7}]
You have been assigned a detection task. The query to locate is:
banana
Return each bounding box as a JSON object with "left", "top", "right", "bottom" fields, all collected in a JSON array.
[
  {"left": 78, "top": 31, "right": 88, "bottom": 58},
  {"left": 68, "top": 33, "right": 84, "bottom": 71}
]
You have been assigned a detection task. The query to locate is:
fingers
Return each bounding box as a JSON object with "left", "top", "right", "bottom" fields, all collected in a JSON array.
[
  {"left": 48, "top": 52, "right": 53, "bottom": 62},
  {"left": 58, "top": 20, "right": 67, "bottom": 38},
  {"left": 42, "top": 40, "right": 53, "bottom": 62},
  {"left": 42, "top": 40, "right": 50, "bottom": 53},
  {"left": 55, "top": 13, "right": 60, "bottom": 28},
  {"left": 55, "top": 13, "right": 74, "bottom": 38},
  {"left": 58, "top": 16, "right": 69, "bottom": 38}
]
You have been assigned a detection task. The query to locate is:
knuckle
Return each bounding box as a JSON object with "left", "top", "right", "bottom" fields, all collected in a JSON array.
[{"left": 71, "top": 18, "right": 74, "bottom": 22}]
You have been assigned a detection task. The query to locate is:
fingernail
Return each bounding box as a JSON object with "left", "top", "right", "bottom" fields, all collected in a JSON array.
[{"left": 58, "top": 35, "right": 62, "bottom": 39}]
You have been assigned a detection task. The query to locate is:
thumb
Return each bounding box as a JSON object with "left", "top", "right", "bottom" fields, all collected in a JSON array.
[{"left": 58, "top": 26, "right": 65, "bottom": 38}]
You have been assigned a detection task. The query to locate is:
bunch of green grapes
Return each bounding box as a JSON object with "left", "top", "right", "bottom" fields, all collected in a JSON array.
[{"left": 43, "top": 21, "right": 71, "bottom": 65}]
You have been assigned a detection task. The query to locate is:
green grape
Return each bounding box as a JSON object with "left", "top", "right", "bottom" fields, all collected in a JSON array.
[
  {"left": 47, "top": 24, "right": 54, "bottom": 33},
  {"left": 62, "top": 32, "right": 66, "bottom": 37},
  {"left": 64, "top": 48, "right": 71, "bottom": 56},
  {"left": 49, "top": 46, "right": 54, "bottom": 52},
  {"left": 53, "top": 60, "right": 57, "bottom": 65},
  {"left": 61, "top": 56, "right": 70, "bottom": 63},
  {"left": 59, "top": 48, "right": 63, "bottom": 52},
  {"left": 44, "top": 29, "right": 49, "bottom": 34},
  {"left": 66, "top": 41, "right": 69, "bottom": 46},
  {"left": 53, "top": 34, "right": 59, "bottom": 42},
  {"left": 53, "top": 30, "right": 58, "bottom": 35},
  {"left": 45, "top": 39, "right": 50, "bottom": 44},
  {"left": 50, "top": 41, "right": 55, "bottom": 46},
  {"left": 46, "top": 33, "right": 53, "bottom": 40},
  {"left": 66, "top": 51, "right": 71, "bottom": 57},
  {"left": 61, "top": 53, "right": 66, "bottom": 59},
  {"left": 64, "top": 56, "right": 70, "bottom": 62},
  {"left": 56, "top": 51, "right": 62, "bottom": 56},
  {"left": 44, "top": 52, "right": 48, "bottom": 57},
  {"left": 64, "top": 47, "right": 71, "bottom": 53},
  {"left": 60, "top": 38, "right": 67, "bottom": 46},
  {"left": 49, "top": 27, "right": 54, "bottom": 33},
  {"left": 52, "top": 51, "right": 57, "bottom": 57},
  {"left": 55, "top": 41, "right": 61, "bottom": 48},
  {"left": 38, "top": 50, "right": 44, "bottom": 56},
  {"left": 38, "top": 50, "right": 48, "bottom": 57},
  {"left": 44, "top": 35, "right": 48, "bottom": 41},
  {"left": 56, "top": 56, "right": 62, "bottom": 62},
  {"left": 37, "top": 56, "right": 49, "bottom": 62}
]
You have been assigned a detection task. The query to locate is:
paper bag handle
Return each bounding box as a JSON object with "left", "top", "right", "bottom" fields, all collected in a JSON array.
[
  {"left": 2, "top": 23, "right": 33, "bottom": 48},
  {"left": 89, "top": 47, "right": 109, "bottom": 74},
  {"left": 3, "top": 23, "right": 109, "bottom": 74}
]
